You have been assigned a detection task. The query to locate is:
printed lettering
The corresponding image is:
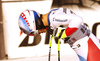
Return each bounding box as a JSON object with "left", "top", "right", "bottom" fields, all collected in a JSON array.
[
  {"left": 55, "top": 19, "right": 68, "bottom": 22},
  {"left": 19, "top": 35, "right": 41, "bottom": 47}
]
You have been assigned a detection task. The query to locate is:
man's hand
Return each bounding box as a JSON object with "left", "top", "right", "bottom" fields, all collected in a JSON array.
[
  {"left": 47, "top": 27, "right": 54, "bottom": 35},
  {"left": 54, "top": 27, "right": 68, "bottom": 41}
]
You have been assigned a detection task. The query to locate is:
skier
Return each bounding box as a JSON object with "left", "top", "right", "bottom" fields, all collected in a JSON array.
[{"left": 18, "top": 8, "right": 100, "bottom": 61}]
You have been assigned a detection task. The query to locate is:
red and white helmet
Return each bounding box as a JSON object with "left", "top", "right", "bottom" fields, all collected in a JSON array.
[{"left": 18, "top": 10, "right": 41, "bottom": 36}]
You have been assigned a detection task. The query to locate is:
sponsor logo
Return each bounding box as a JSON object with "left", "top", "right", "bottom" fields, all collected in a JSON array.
[{"left": 54, "top": 18, "right": 68, "bottom": 22}]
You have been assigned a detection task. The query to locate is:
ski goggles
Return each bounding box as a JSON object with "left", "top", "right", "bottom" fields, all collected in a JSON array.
[{"left": 30, "top": 30, "right": 39, "bottom": 36}]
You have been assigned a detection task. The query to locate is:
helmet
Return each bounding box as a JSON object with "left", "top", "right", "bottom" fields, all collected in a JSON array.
[{"left": 18, "top": 10, "right": 42, "bottom": 36}]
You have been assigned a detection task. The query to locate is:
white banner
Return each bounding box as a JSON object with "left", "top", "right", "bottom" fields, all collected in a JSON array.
[{"left": 2, "top": 1, "right": 56, "bottom": 59}]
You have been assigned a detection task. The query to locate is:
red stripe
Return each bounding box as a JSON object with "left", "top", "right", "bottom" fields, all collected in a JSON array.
[
  {"left": 87, "top": 38, "right": 100, "bottom": 61},
  {"left": 20, "top": 31, "right": 23, "bottom": 36},
  {"left": 27, "top": 10, "right": 31, "bottom": 15},
  {"left": 65, "top": 27, "right": 78, "bottom": 36},
  {"left": 21, "top": 12, "right": 30, "bottom": 26}
]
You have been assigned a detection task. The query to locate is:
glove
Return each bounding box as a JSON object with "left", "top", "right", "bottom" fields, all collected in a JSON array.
[
  {"left": 54, "top": 27, "right": 69, "bottom": 41},
  {"left": 47, "top": 27, "right": 54, "bottom": 35}
]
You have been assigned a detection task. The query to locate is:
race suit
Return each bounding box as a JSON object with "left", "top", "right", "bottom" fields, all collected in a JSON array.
[{"left": 48, "top": 8, "right": 100, "bottom": 61}]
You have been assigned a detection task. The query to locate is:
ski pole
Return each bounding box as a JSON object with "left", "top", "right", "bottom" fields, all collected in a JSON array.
[
  {"left": 48, "top": 35, "right": 53, "bottom": 61},
  {"left": 58, "top": 38, "right": 60, "bottom": 61}
]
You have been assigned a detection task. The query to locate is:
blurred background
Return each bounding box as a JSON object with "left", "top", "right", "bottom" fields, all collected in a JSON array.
[{"left": 0, "top": 0, "right": 100, "bottom": 61}]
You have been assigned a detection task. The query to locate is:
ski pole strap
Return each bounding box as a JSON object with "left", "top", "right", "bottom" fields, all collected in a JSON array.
[
  {"left": 55, "top": 28, "right": 65, "bottom": 38},
  {"left": 58, "top": 29, "right": 65, "bottom": 38},
  {"left": 58, "top": 38, "right": 60, "bottom": 51},
  {"left": 50, "top": 35, "right": 53, "bottom": 47}
]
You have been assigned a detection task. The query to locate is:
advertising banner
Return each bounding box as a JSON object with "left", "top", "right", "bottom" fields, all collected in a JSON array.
[
  {"left": 2, "top": 1, "right": 55, "bottom": 59},
  {"left": 2, "top": 0, "right": 100, "bottom": 59}
]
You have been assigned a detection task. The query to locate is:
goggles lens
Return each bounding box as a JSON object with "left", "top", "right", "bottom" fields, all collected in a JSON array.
[{"left": 30, "top": 30, "right": 38, "bottom": 36}]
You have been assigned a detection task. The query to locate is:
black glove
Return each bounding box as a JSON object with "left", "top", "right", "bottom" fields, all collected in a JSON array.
[
  {"left": 63, "top": 37, "right": 70, "bottom": 42},
  {"left": 54, "top": 27, "right": 70, "bottom": 42},
  {"left": 47, "top": 27, "right": 54, "bottom": 35}
]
